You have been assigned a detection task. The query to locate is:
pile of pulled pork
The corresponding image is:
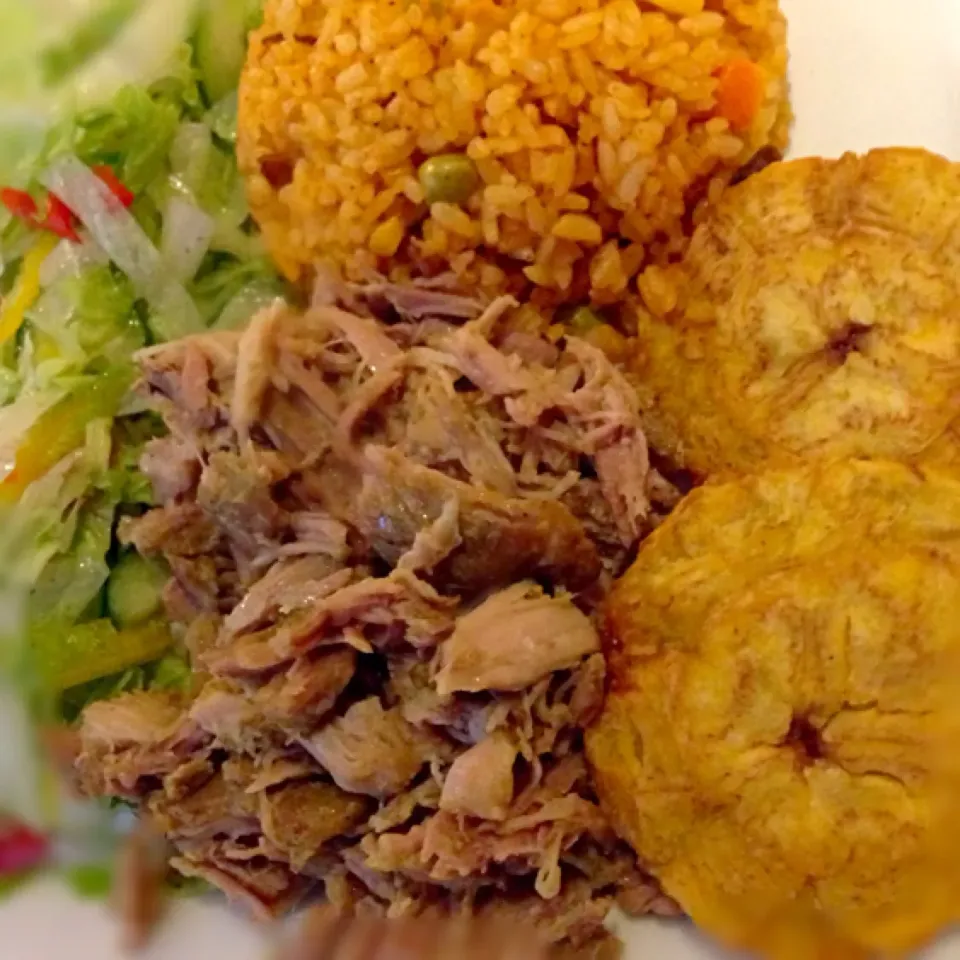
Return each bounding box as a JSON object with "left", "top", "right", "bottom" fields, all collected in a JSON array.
[{"left": 74, "top": 282, "right": 680, "bottom": 957}]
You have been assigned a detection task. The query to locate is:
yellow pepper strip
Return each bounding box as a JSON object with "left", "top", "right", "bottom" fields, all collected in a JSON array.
[
  {"left": 0, "top": 234, "right": 58, "bottom": 347},
  {"left": 34, "top": 618, "right": 173, "bottom": 692},
  {"left": 0, "top": 369, "right": 131, "bottom": 506}
]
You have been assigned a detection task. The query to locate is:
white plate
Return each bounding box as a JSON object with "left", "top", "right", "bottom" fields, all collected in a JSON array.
[{"left": 3, "top": 1, "right": 960, "bottom": 957}]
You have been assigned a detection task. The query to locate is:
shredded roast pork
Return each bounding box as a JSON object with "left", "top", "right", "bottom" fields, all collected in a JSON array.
[{"left": 74, "top": 282, "right": 678, "bottom": 956}]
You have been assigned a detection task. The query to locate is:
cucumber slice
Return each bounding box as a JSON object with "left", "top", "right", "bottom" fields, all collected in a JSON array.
[
  {"left": 195, "top": 0, "right": 251, "bottom": 104},
  {"left": 107, "top": 551, "right": 169, "bottom": 628}
]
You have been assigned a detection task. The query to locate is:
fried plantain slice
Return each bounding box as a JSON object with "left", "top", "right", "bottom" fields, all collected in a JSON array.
[
  {"left": 587, "top": 459, "right": 960, "bottom": 958},
  {"left": 634, "top": 149, "right": 960, "bottom": 477}
]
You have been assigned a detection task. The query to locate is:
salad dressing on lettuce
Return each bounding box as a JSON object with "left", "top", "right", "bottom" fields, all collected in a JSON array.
[{"left": 0, "top": 0, "right": 273, "bottom": 831}]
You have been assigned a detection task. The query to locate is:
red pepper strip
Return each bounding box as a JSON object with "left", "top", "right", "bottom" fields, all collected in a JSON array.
[
  {"left": 38, "top": 194, "right": 80, "bottom": 243},
  {"left": 0, "top": 822, "right": 49, "bottom": 877},
  {"left": 1, "top": 188, "right": 39, "bottom": 224},
  {"left": 1, "top": 165, "right": 134, "bottom": 243},
  {"left": 0, "top": 186, "right": 76, "bottom": 240},
  {"left": 93, "top": 165, "right": 135, "bottom": 208}
]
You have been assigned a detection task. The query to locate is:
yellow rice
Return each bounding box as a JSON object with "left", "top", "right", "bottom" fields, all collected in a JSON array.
[{"left": 239, "top": 0, "right": 790, "bottom": 302}]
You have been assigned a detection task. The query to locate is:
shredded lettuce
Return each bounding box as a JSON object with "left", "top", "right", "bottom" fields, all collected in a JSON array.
[
  {"left": 106, "top": 412, "right": 164, "bottom": 505},
  {"left": 29, "top": 264, "right": 142, "bottom": 369},
  {"left": 58, "top": 651, "right": 190, "bottom": 726},
  {"left": 68, "top": 0, "right": 200, "bottom": 112},
  {"left": 74, "top": 87, "right": 185, "bottom": 194},
  {"left": 0, "top": 0, "right": 291, "bottom": 832},
  {"left": 0, "top": 5, "right": 59, "bottom": 187},
  {"left": 0, "top": 34, "right": 280, "bottom": 499},
  {"left": 28, "top": 494, "right": 114, "bottom": 628},
  {"left": 206, "top": 91, "right": 238, "bottom": 146},
  {"left": 40, "top": 0, "right": 140, "bottom": 88},
  {"left": 192, "top": 251, "right": 285, "bottom": 327},
  {"left": 0, "top": 1, "right": 202, "bottom": 187}
]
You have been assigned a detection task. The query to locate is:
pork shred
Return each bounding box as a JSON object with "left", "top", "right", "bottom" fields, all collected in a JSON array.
[{"left": 74, "top": 283, "right": 672, "bottom": 957}]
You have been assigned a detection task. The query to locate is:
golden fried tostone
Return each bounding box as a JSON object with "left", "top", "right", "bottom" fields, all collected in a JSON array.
[
  {"left": 586, "top": 459, "right": 960, "bottom": 958},
  {"left": 634, "top": 149, "right": 960, "bottom": 476}
]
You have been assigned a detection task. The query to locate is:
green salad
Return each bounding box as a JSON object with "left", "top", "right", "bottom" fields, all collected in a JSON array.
[{"left": 0, "top": 0, "right": 279, "bottom": 850}]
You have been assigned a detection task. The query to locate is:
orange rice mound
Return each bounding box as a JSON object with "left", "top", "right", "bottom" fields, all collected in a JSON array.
[{"left": 239, "top": 0, "right": 790, "bottom": 301}]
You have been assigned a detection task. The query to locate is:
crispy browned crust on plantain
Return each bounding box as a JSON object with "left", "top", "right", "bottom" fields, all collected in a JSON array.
[
  {"left": 587, "top": 459, "right": 960, "bottom": 958},
  {"left": 634, "top": 148, "right": 960, "bottom": 476}
]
